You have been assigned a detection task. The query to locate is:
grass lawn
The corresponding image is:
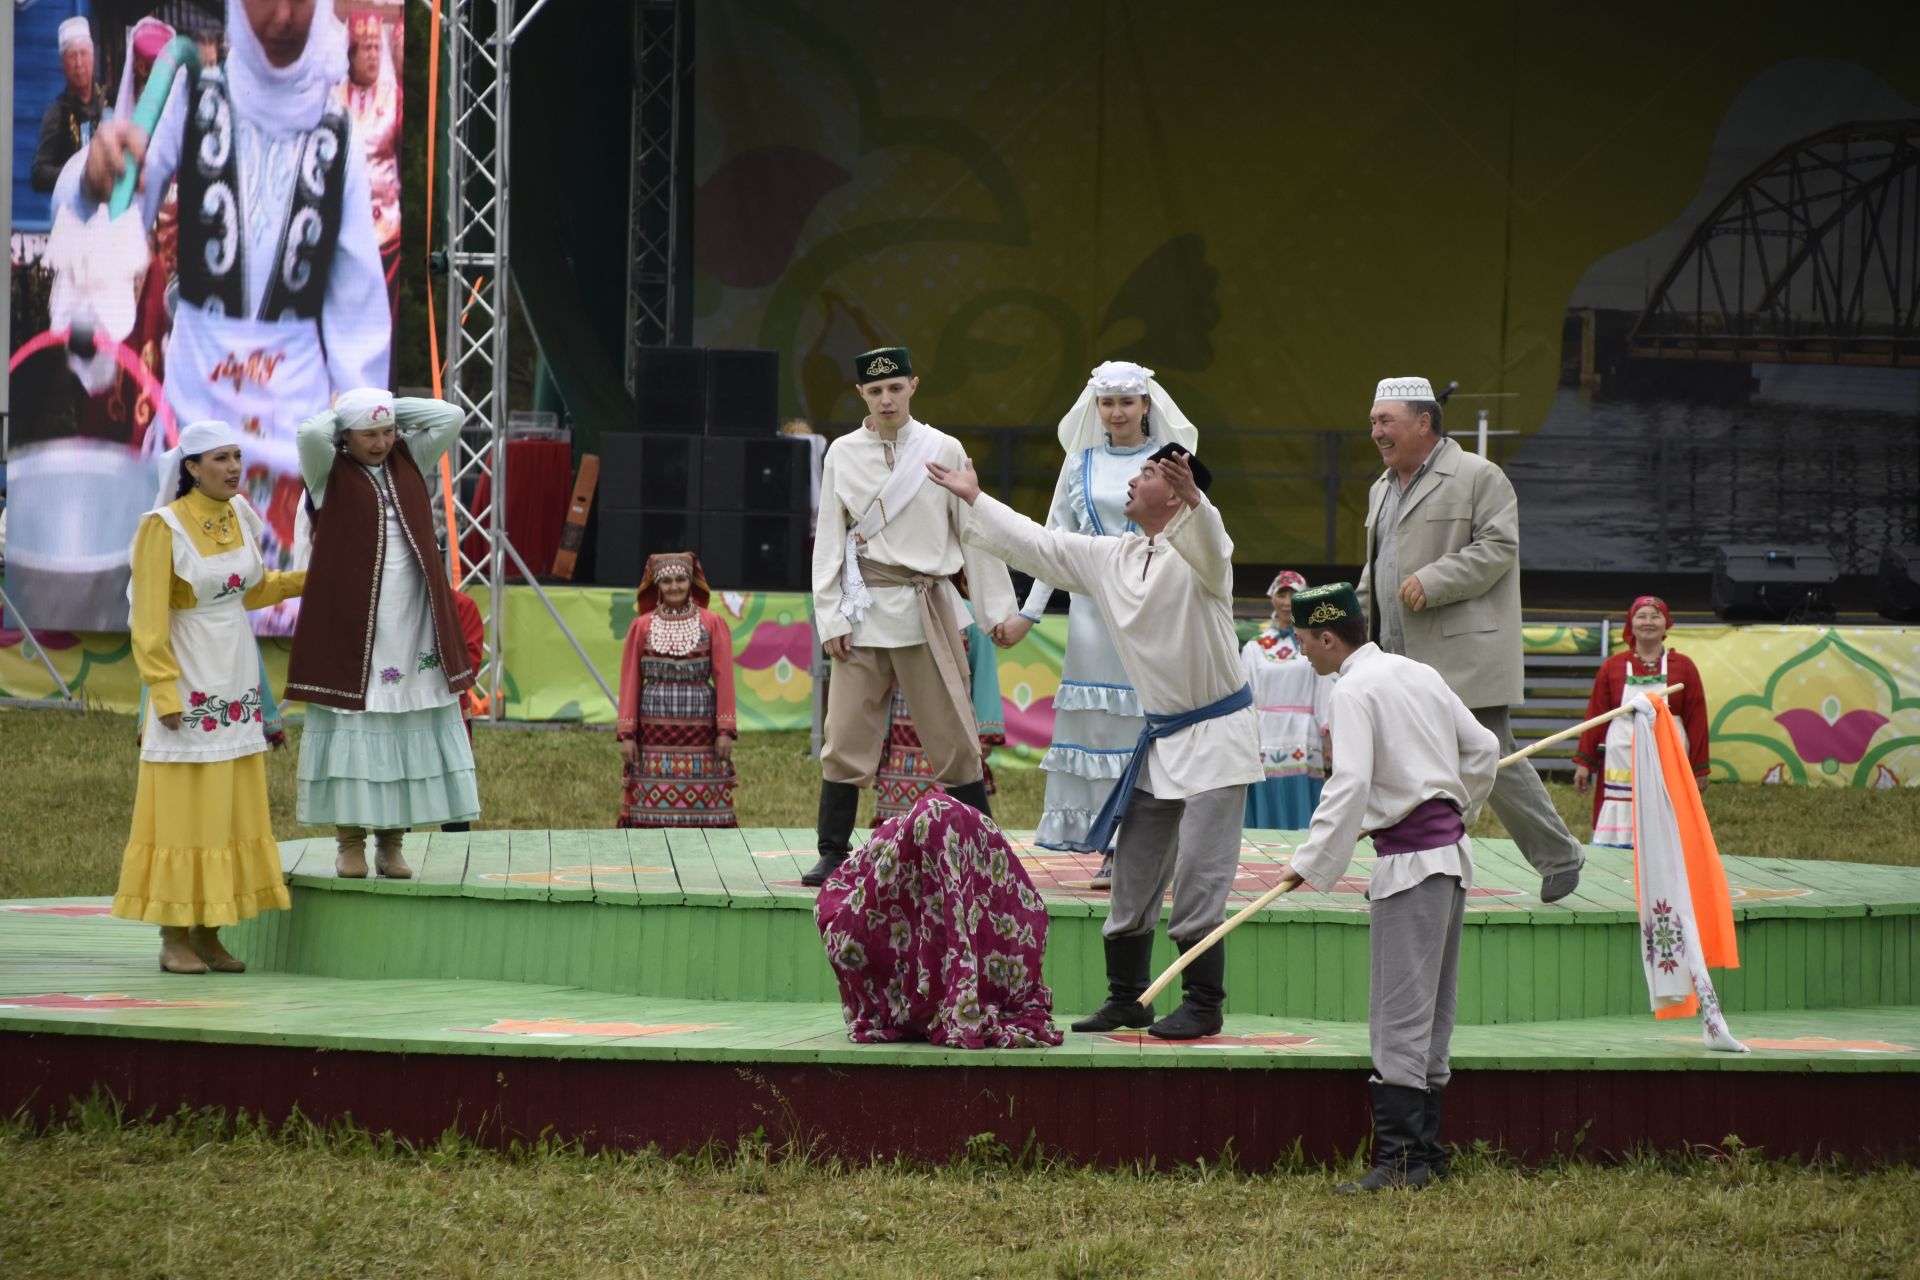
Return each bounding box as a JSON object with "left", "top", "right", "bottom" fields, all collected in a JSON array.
[
  {"left": 3, "top": 707, "right": 1919, "bottom": 1277},
  {"left": 3, "top": 708, "right": 1917, "bottom": 901},
  {"left": 2, "top": 1107, "right": 1917, "bottom": 1280}
]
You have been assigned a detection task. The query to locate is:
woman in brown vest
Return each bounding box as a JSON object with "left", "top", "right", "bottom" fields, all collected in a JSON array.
[{"left": 286, "top": 389, "right": 479, "bottom": 876}]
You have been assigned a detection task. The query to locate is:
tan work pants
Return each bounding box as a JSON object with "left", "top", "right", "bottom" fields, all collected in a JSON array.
[{"left": 821, "top": 643, "right": 981, "bottom": 787}]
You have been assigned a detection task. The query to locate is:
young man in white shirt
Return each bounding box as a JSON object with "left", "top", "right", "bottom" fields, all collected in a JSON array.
[
  {"left": 1267, "top": 582, "right": 1499, "bottom": 1190},
  {"left": 804, "top": 347, "right": 1018, "bottom": 886},
  {"left": 927, "top": 443, "right": 1262, "bottom": 1040}
]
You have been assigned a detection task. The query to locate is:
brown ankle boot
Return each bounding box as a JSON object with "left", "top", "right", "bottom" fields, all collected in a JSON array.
[
  {"left": 336, "top": 826, "right": 369, "bottom": 878},
  {"left": 158, "top": 927, "right": 209, "bottom": 974},
  {"left": 374, "top": 830, "right": 413, "bottom": 879},
  {"left": 187, "top": 926, "right": 246, "bottom": 973}
]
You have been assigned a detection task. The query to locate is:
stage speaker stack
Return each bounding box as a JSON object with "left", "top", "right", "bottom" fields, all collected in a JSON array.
[
  {"left": 596, "top": 347, "right": 810, "bottom": 590},
  {"left": 1711, "top": 544, "right": 1839, "bottom": 623},
  {"left": 1877, "top": 544, "right": 1920, "bottom": 621}
]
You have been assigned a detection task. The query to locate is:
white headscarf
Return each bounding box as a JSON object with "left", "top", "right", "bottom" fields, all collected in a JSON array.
[
  {"left": 114, "top": 17, "right": 177, "bottom": 121},
  {"left": 1055, "top": 360, "right": 1200, "bottom": 455},
  {"left": 225, "top": 0, "right": 348, "bottom": 135},
  {"left": 58, "top": 17, "right": 92, "bottom": 53},
  {"left": 333, "top": 386, "right": 395, "bottom": 435},
  {"left": 152, "top": 419, "right": 243, "bottom": 511}
]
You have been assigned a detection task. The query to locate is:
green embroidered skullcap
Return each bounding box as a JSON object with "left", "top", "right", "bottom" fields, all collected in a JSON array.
[
  {"left": 854, "top": 347, "right": 913, "bottom": 384},
  {"left": 1292, "top": 581, "right": 1363, "bottom": 630}
]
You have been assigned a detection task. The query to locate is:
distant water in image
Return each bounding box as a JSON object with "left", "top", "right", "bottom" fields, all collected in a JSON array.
[{"left": 1505, "top": 389, "right": 1920, "bottom": 574}]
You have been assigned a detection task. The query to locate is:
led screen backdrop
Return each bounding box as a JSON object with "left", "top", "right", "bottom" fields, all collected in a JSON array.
[
  {"left": 691, "top": 3, "right": 1920, "bottom": 576},
  {"left": 7, "top": 0, "right": 405, "bottom": 633}
]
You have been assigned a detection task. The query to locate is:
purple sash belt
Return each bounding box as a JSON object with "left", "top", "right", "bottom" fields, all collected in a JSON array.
[{"left": 1370, "top": 797, "right": 1465, "bottom": 856}]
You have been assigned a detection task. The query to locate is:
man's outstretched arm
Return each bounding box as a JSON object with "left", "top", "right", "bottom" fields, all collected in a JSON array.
[{"left": 927, "top": 459, "right": 1100, "bottom": 599}]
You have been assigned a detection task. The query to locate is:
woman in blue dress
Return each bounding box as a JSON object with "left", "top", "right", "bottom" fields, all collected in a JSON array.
[{"left": 993, "top": 361, "right": 1199, "bottom": 886}]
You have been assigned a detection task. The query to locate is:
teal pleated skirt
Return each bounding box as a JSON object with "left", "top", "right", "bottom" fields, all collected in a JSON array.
[{"left": 297, "top": 702, "right": 481, "bottom": 829}]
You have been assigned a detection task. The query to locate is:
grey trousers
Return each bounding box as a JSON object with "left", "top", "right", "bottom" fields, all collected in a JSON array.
[
  {"left": 1472, "top": 705, "right": 1585, "bottom": 878},
  {"left": 1370, "top": 872, "right": 1466, "bottom": 1090},
  {"left": 1103, "top": 784, "right": 1249, "bottom": 944}
]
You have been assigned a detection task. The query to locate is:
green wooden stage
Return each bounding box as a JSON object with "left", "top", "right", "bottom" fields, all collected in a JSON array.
[{"left": 3, "top": 829, "right": 1917, "bottom": 1165}]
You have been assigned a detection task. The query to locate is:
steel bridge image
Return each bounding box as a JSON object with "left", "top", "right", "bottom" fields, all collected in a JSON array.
[{"left": 1630, "top": 120, "right": 1920, "bottom": 368}]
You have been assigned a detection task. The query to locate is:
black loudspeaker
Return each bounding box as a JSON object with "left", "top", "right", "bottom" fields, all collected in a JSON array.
[
  {"left": 700, "top": 436, "right": 809, "bottom": 511},
  {"left": 700, "top": 512, "right": 810, "bottom": 591},
  {"left": 632, "top": 346, "right": 707, "bottom": 434},
  {"left": 1712, "top": 544, "right": 1839, "bottom": 622},
  {"left": 594, "top": 509, "right": 702, "bottom": 587},
  {"left": 705, "top": 348, "right": 779, "bottom": 436},
  {"left": 1878, "top": 544, "right": 1920, "bottom": 621},
  {"left": 597, "top": 431, "right": 701, "bottom": 511}
]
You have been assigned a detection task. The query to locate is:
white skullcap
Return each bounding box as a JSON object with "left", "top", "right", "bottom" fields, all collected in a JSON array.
[
  {"left": 1373, "top": 376, "right": 1435, "bottom": 403},
  {"left": 152, "top": 420, "right": 243, "bottom": 510},
  {"left": 1088, "top": 360, "right": 1153, "bottom": 397},
  {"left": 59, "top": 17, "right": 93, "bottom": 51},
  {"left": 334, "top": 387, "right": 396, "bottom": 434},
  {"left": 179, "top": 419, "right": 242, "bottom": 455}
]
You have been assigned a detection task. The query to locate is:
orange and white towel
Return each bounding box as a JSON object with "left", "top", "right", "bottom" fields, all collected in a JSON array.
[{"left": 1630, "top": 693, "right": 1747, "bottom": 1053}]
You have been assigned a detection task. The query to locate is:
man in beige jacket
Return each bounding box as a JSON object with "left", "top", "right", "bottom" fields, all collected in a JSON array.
[{"left": 1355, "top": 376, "right": 1584, "bottom": 902}]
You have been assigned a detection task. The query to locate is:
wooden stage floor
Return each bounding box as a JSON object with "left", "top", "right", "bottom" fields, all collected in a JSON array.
[{"left": 3, "top": 828, "right": 1917, "bottom": 1164}]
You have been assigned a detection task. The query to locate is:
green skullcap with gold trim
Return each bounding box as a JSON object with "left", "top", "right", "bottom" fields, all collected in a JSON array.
[
  {"left": 1292, "top": 581, "right": 1364, "bottom": 630},
  {"left": 854, "top": 347, "right": 913, "bottom": 384}
]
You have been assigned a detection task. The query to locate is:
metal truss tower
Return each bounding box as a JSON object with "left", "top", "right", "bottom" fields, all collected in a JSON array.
[
  {"left": 442, "top": 0, "right": 614, "bottom": 718},
  {"left": 625, "top": 0, "right": 688, "bottom": 390}
]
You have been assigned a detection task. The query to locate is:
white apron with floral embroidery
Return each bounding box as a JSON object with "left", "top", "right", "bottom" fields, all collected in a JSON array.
[
  {"left": 355, "top": 462, "right": 457, "bottom": 715},
  {"left": 1628, "top": 694, "right": 1746, "bottom": 1053},
  {"left": 139, "top": 500, "right": 270, "bottom": 763}
]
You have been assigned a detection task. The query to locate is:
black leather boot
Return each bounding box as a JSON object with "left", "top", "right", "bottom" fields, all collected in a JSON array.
[
  {"left": 1418, "top": 1085, "right": 1449, "bottom": 1180},
  {"left": 802, "top": 780, "right": 860, "bottom": 887},
  {"left": 1070, "top": 933, "right": 1157, "bottom": 1032},
  {"left": 1147, "top": 938, "right": 1225, "bottom": 1040},
  {"left": 1336, "top": 1079, "right": 1431, "bottom": 1192},
  {"left": 945, "top": 778, "right": 992, "bottom": 820}
]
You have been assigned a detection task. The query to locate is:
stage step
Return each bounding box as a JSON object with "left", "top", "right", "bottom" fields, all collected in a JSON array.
[
  {"left": 190, "top": 829, "right": 1920, "bottom": 1027},
  {"left": 2, "top": 908, "right": 1916, "bottom": 1072},
  {"left": 5, "top": 896, "right": 1917, "bottom": 1165}
]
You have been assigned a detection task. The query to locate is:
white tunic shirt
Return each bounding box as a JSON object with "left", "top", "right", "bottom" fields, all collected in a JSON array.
[
  {"left": 811, "top": 418, "right": 1016, "bottom": 649},
  {"left": 965, "top": 493, "right": 1261, "bottom": 800},
  {"left": 1289, "top": 643, "right": 1500, "bottom": 900},
  {"left": 55, "top": 80, "right": 390, "bottom": 447},
  {"left": 1019, "top": 438, "right": 1156, "bottom": 618}
]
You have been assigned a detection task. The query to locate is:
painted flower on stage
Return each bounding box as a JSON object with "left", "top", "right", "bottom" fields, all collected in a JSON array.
[
  {"left": 736, "top": 621, "right": 814, "bottom": 706},
  {"left": 997, "top": 659, "right": 1062, "bottom": 755},
  {"left": 1711, "top": 629, "right": 1920, "bottom": 787},
  {"left": 1774, "top": 699, "right": 1888, "bottom": 768}
]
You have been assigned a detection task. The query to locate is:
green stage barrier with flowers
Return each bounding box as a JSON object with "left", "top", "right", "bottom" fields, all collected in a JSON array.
[{"left": 2, "top": 590, "right": 1916, "bottom": 786}]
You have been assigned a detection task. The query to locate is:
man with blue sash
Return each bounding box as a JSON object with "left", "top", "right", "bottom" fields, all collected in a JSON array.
[
  {"left": 928, "top": 444, "right": 1261, "bottom": 1040},
  {"left": 1270, "top": 582, "right": 1499, "bottom": 1191}
]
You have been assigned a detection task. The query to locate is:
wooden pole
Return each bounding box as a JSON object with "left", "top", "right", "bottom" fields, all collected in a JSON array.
[{"left": 1136, "top": 684, "right": 1684, "bottom": 1006}]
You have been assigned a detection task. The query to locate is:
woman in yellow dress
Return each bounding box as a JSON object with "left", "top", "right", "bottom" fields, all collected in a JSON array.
[{"left": 116, "top": 420, "right": 305, "bottom": 974}]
